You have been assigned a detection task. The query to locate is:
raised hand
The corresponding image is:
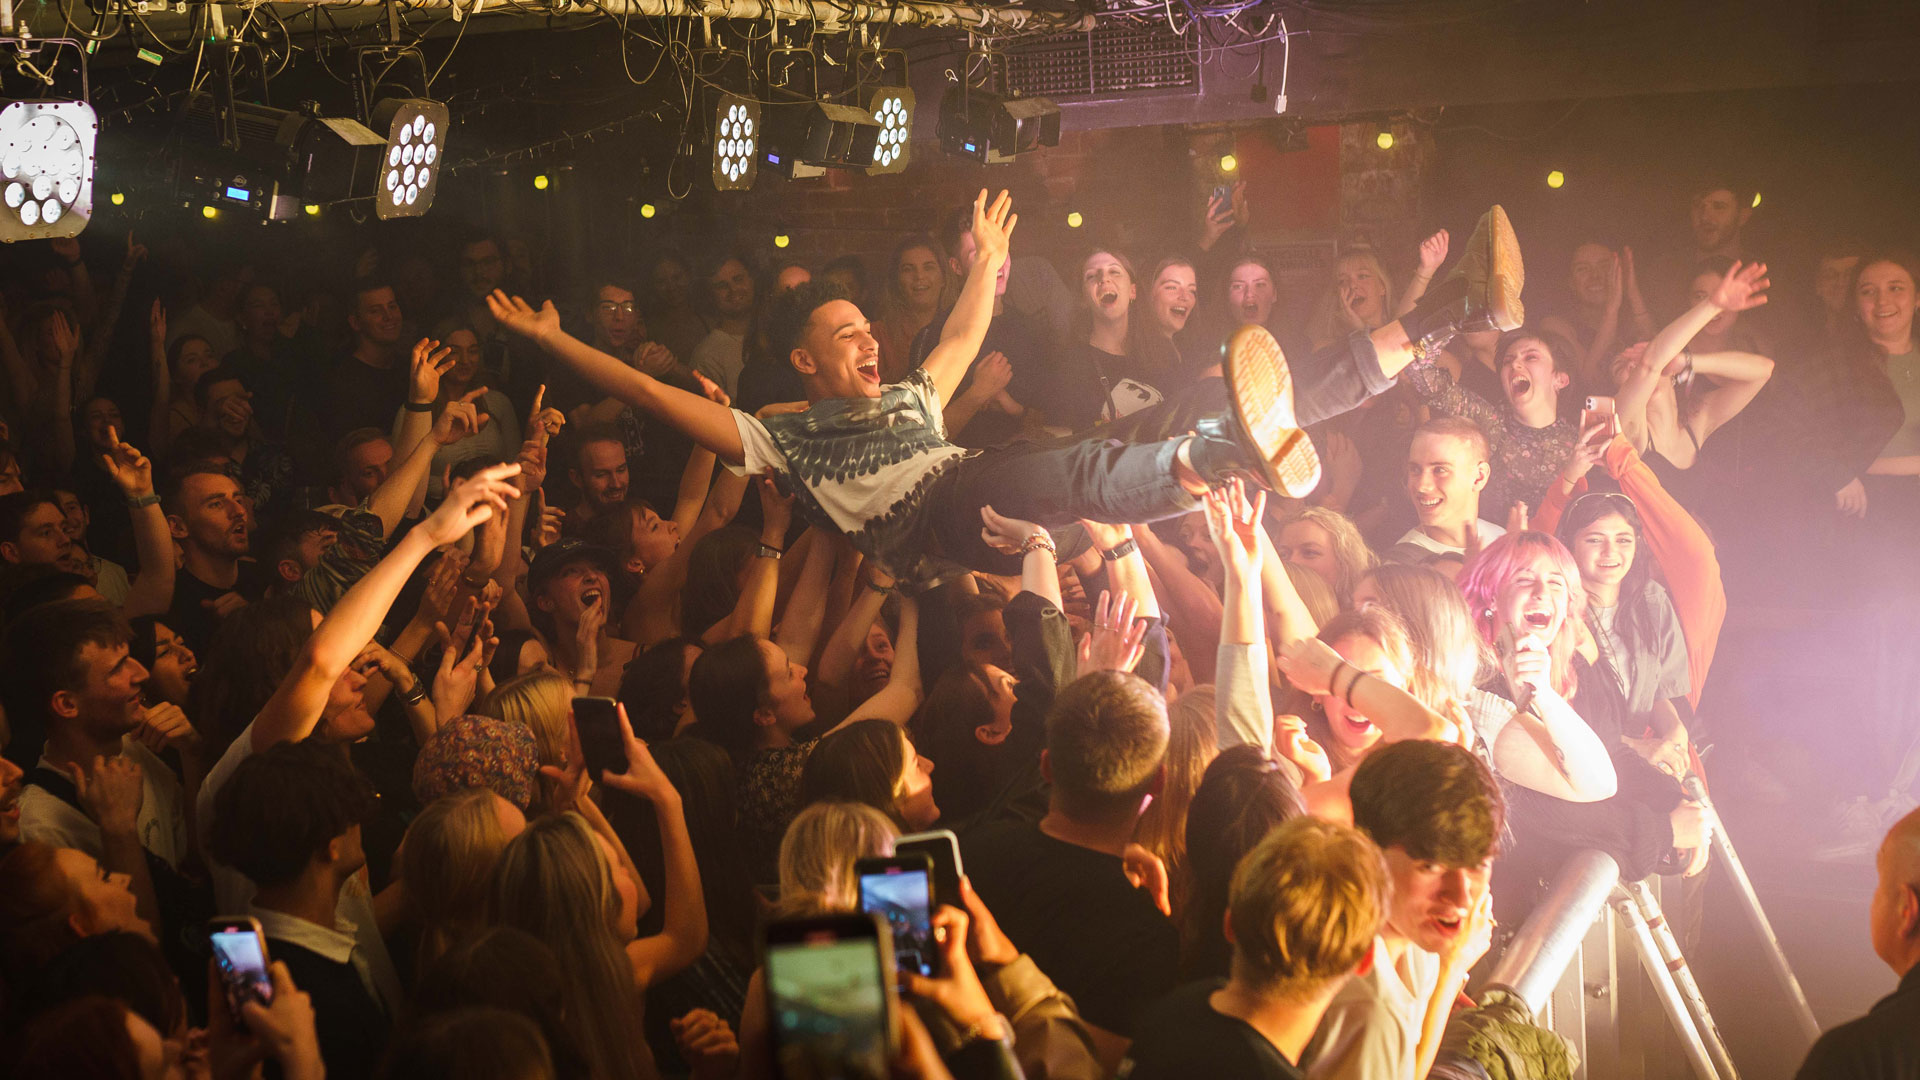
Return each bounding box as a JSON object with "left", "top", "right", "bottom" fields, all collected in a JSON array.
[
  {"left": 49, "top": 310, "right": 78, "bottom": 366},
  {"left": 1707, "top": 260, "right": 1770, "bottom": 313},
  {"left": 1504, "top": 500, "right": 1529, "bottom": 537},
  {"left": 1077, "top": 589, "right": 1147, "bottom": 676},
  {"left": 902, "top": 905, "right": 1002, "bottom": 1042},
  {"left": 969, "top": 351, "right": 1013, "bottom": 399},
  {"left": 1202, "top": 476, "right": 1266, "bottom": 578},
  {"left": 134, "top": 702, "right": 202, "bottom": 758},
  {"left": 968, "top": 189, "right": 1017, "bottom": 268},
  {"left": 978, "top": 504, "right": 1048, "bottom": 556},
  {"left": 757, "top": 475, "right": 794, "bottom": 540},
  {"left": 1275, "top": 635, "right": 1345, "bottom": 697},
  {"left": 431, "top": 388, "right": 491, "bottom": 446},
  {"left": 432, "top": 620, "right": 490, "bottom": 722},
  {"left": 408, "top": 338, "right": 454, "bottom": 404},
  {"left": 1504, "top": 630, "right": 1554, "bottom": 704},
  {"left": 1561, "top": 417, "right": 1612, "bottom": 486},
  {"left": 66, "top": 754, "right": 144, "bottom": 836},
  {"left": 1274, "top": 714, "right": 1331, "bottom": 784},
  {"left": 413, "top": 550, "right": 470, "bottom": 631},
  {"left": 525, "top": 384, "right": 566, "bottom": 448},
  {"left": 148, "top": 299, "right": 167, "bottom": 349},
  {"left": 417, "top": 461, "right": 522, "bottom": 547},
  {"left": 1603, "top": 250, "right": 1625, "bottom": 313},
  {"left": 1417, "top": 229, "right": 1451, "bottom": 276},
  {"left": 597, "top": 701, "right": 681, "bottom": 804},
  {"left": 98, "top": 426, "right": 155, "bottom": 499},
  {"left": 123, "top": 231, "right": 148, "bottom": 272},
  {"left": 485, "top": 290, "right": 562, "bottom": 343}
]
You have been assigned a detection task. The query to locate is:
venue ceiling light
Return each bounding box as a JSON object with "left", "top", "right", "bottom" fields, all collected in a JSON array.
[
  {"left": 369, "top": 98, "right": 447, "bottom": 220},
  {"left": 937, "top": 85, "right": 1059, "bottom": 164},
  {"left": 762, "top": 102, "right": 880, "bottom": 181},
  {"left": 865, "top": 86, "right": 913, "bottom": 175},
  {"left": 0, "top": 100, "right": 97, "bottom": 242},
  {"left": 713, "top": 96, "right": 759, "bottom": 192}
]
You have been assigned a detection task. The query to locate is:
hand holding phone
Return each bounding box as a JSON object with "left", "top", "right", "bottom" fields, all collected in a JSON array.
[
  {"left": 857, "top": 855, "right": 939, "bottom": 980},
  {"left": 1581, "top": 394, "right": 1619, "bottom": 440},
  {"left": 572, "top": 696, "right": 629, "bottom": 782},
  {"left": 764, "top": 913, "right": 896, "bottom": 1080},
  {"left": 895, "top": 830, "right": 964, "bottom": 910},
  {"left": 209, "top": 917, "right": 274, "bottom": 1025}
]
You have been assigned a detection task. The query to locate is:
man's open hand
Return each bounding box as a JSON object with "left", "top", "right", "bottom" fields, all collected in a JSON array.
[
  {"left": 969, "top": 189, "right": 1017, "bottom": 269},
  {"left": 485, "top": 291, "right": 561, "bottom": 343}
]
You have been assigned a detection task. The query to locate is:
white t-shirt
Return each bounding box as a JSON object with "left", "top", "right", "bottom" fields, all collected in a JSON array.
[
  {"left": 1395, "top": 519, "right": 1506, "bottom": 558},
  {"left": 20, "top": 738, "right": 189, "bottom": 868},
  {"left": 730, "top": 368, "right": 972, "bottom": 583},
  {"left": 691, "top": 328, "right": 748, "bottom": 397},
  {"left": 1305, "top": 936, "right": 1441, "bottom": 1080}
]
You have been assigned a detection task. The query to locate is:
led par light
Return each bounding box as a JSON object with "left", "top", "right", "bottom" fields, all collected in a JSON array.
[
  {"left": 369, "top": 98, "right": 447, "bottom": 219},
  {"left": 712, "top": 96, "right": 759, "bottom": 192},
  {"left": 762, "top": 102, "right": 880, "bottom": 181},
  {"left": 865, "top": 87, "right": 914, "bottom": 175},
  {"left": 0, "top": 101, "right": 97, "bottom": 242},
  {"left": 937, "top": 86, "right": 1060, "bottom": 164}
]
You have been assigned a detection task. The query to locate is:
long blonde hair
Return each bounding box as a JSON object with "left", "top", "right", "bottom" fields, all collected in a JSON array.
[
  {"left": 1133, "top": 685, "right": 1219, "bottom": 921},
  {"left": 488, "top": 813, "right": 649, "bottom": 1080},
  {"left": 1309, "top": 249, "right": 1397, "bottom": 347},
  {"left": 403, "top": 788, "right": 517, "bottom": 971},
  {"left": 482, "top": 671, "right": 572, "bottom": 773},
  {"left": 775, "top": 802, "right": 897, "bottom": 918}
]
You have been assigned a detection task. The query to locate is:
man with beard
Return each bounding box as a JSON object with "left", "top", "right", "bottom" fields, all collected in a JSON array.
[
  {"left": 323, "top": 281, "right": 410, "bottom": 446},
  {"left": 690, "top": 254, "right": 757, "bottom": 397},
  {"left": 163, "top": 466, "right": 254, "bottom": 655},
  {"left": 565, "top": 423, "right": 631, "bottom": 531}
]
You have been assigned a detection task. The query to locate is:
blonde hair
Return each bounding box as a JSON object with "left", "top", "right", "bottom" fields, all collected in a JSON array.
[
  {"left": 775, "top": 802, "right": 897, "bottom": 918},
  {"left": 488, "top": 812, "right": 648, "bottom": 1080},
  {"left": 1133, "top": 685, "right": 1220, "bottom": 921},
  {"left": 1303, "top": 607, "right": 1417, "bottom": 774},
  {"left": 1228, "top": 817, "right": 1387, "bottom": 999},
  {"left": 1273, "top": 506, "right": 1377, "bottom": 609},
  {"left": 1310, "top": 249, "right": 1397, "bottom": 346},
  {"left": 482, "top": 671, "right": 572, "bottom": 772},
  {"left": 1285, "top": 561, "right": 1339, "bottom": 628},
  {"left": 403, "top": 788, "right": 516, "bottom": 971}
]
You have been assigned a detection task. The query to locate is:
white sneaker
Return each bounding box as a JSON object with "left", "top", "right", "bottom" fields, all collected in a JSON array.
[{"left": 1814, "top": 791, "right": 1917, "bottom": 862}]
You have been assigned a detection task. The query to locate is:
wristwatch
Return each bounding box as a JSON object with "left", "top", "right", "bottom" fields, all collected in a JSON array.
[
  {"left": 398, "top": 680, "right": 428, "bottom": 708},
  {"left": 125, "top": 493, "right": 161, "bottom": 510},
  {"left": 757, "top": 543, "right": 784, "bottom": 560},
  {"left": 1099, "top": 538, "right": 1137, "bottom": 561}
]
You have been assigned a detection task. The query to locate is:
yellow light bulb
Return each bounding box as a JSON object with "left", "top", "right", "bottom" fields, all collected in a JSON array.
[
  {"left": 1375, "top": 131, "right": 1394, "bottom": 150},
  {"left": 201, "top": 206, "right": 217, "bottom": 219},
  {"left": 304, "top": 204, "right": 321, "bottom": 216},
  {"left": 533, "top": 174, "right": 550, "bottom": 191},
  {"left": 1751, "top": 191, "right": 1762, "bottom": 208},
  {"left": 640, "top": 202, "right": 657, "bottom": 219},
  {"left": 1066, "top": 211, "right": 1084, "bottom": 229},
  {"left": 1219, "top": 153, "right": 1238, "bottom": 173},
  {"left": 774, "top": 233, "right": 791, "bottom": 249},
  {"left": 109, "top": 192, "right": 125, "bottom": 206},
  {"left": 1547, "top": 170, "right": 1565, "bottom": 189}
]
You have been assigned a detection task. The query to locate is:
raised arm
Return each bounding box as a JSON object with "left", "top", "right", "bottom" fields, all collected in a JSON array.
[
  {"left": 99, "top": 428, "right": 175, "bottom": 618},
  {"left": 773, "top": 527, "right": 837, "bottom": 667},
  {"left": 838, "top": 596, "right": 921, "bottom": 727},
  {"left": 1605, "top": 437, "right": 1723, "bottom": 705},
  {"left": 487, "top": 292, "right": 745, "bottom": 465},
  {"left": 1396, "top": 229, "right": 1450, "bottom": 317},
  {"left": 1683, "top": 350, "right": 1774, "bottom": 445},
  {"left": 1640, "top": 260, "right": 1770, "bottom": 381},
  {"left": 1205, "top": 481, "right": 1275, "bottom": 753},
  {"left": 922, "top": 191, "right": 1017, "bottom": 406},
  {"left": 604, "top": 707, "right": 709, "bottom": 987},
  {"left": 145, "top": 302, "right": 173, "bottom": 455},
  {"left": 1277, "top": 636, "right": 1456, "bottom": 744},
  {"left": 252, "top": 464, "right": 520, "bottom": 751},
  {"left": 1489, "top": 631, "right": 1618, "bottom": 801}
]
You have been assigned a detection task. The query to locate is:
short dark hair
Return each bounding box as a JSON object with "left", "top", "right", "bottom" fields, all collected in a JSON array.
[
  {"left": 687, "top": 633, "right": 773, "bottom": 761},
  {"left": 1, "top": 568, "right": 93, "bottom": 624},
  {"left": 208, "top": 740, "right": 376, "bottom": 888},
  {"left": 766, "top": 280, "right": 852, "bottom": 363},
  {"left": 162, "top": 463, "right": 238, "bottom": 520},
  {"left": 257, "top": 509, "right": 339, "bottom": 570},
  {"left": 821, "top": 254, "right": 869, "bottom": 293},
  {"left": 1044, "top": 671, "right": 1168, "bottom": 821},
  {"left": 1689, "top": 176, "right": 1752, "bottom": 206},
  {"left": 568, "top": 423, "right": 627, "bottom": 472},
  {"left": 0, "top": 489, "right": 59, "bottom": 547},
  {"left": 191, "top": 365, "right": 248, "bottom": 412},
  {"left": 616, "top": 636, "right": 700, "bottom": 744},
  {"left": 1349, "top": 740, "right": 1504, "bottom": 867},
  {"left": 0, "top": 599, "right": 130, "bottom": 731},
  {"left": 331, "top": 428, "right": 392, "bottom": 485},
  {"left": 935, "top": 204, "right": 975, "bottom": 262},
  {"left": 352, "top": 278, "right": 397, "bottom": 309},
  {"left": 1411, "top": 415, "right": 1490, "bottom": 466}
]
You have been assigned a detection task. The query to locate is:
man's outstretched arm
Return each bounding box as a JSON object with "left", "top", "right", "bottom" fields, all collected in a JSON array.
[
  {"left": 921, "top": 190, "right": 1017, "bottom": 406},
  {"left": 486, "top": 291, "right": 747, "bottom": 466}
]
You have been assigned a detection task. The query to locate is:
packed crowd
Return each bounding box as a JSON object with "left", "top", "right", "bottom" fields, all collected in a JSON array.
[{"left": 0, "top": 170, "right": 1917, "bottom": 1080}]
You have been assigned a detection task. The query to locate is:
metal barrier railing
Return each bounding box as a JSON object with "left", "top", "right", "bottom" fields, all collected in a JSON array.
[{"left": 1484, "top": 849, "right": 1620, "bottom": 1013}]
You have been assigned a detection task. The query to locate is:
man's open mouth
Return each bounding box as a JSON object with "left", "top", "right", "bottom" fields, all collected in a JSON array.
[{"left": 858, "top": 359, "right": 880, "bottom": 383}]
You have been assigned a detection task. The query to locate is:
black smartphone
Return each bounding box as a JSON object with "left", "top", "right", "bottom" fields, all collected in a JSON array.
[
  {"left": 855, "top": 854, "right": 938, "bottom": 980},
  {"left": 1211, "top": 183, "right": 1232, "bottom": 207},
  {"left": 572, "top": 696, "right": 628, "bottom": 782},
  {"left": 208, "top": 917, "right": 274, "bottom": 1024},
  {"left": 895, "top": 829, "right": 964, "bottom": 910},
  {"left": 764, "top": 913, "right": 895, "bottom": 1080}
]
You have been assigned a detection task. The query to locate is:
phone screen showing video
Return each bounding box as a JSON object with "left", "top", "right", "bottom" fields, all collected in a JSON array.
[
  {"left": 857, "top": 866, "right": 936, "bottom": 980},
  {"left": 766, "top": 933, "right": 890, "bottom": 1080},
  {"left": 210, "top": 927, "right": 273, "bottom": 1020}
]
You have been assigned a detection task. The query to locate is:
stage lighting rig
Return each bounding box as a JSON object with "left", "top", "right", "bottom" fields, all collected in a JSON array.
[
  {"left": 865, "top": 87, "right": 914, "bottom": 175},
  {"left": 0, "top": 37, "right": 98, "bottom": 243},
  {"left": 712, "top": 96, "right": 759, "bottom": 192},
  {"left": 761, "top": 102, "right": 880, "bottom": 181},
  {"left": 368, "top": 98, "right": 447, "bottom": 219},
  {"left": 937, "top": 85, "right": 1059, "bottom": 164}
]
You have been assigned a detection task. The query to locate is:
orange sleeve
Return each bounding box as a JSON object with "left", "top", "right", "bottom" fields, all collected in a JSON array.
[
  {"left": 1605, "top": 438, "right": 1725, "bottom": 708},
  {"left": 1532, "top": 474, "right": 1586, "bottom": 536}
]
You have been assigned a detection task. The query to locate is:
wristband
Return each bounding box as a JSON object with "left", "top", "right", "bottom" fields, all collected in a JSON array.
[
  {"left": 1018, "top": 533, "right": 1056, "bottom": 559},
  {"left": 757, "top": 543, "right": 784, "bottom": 560},
  {"left": 866, "top": 579, "right": 894, "bottom": 596},
  {"left": 1099, "top": 538, "right": 1137, "bottom": 562},
  {"left": 1344, "top": 670, "right": 1368, "bottom": 708},
  {"left": 125, "top": 493, "right": 161, "bottom": 510},
  {"left": 398, "top": 680, "right": 428, "bottom": 707},
  {"left": 403, "top": 400, "right": 435, "bottom": 413},
  {"left": 1328, "top": 660, "right": 1352, "bottom": 701}
]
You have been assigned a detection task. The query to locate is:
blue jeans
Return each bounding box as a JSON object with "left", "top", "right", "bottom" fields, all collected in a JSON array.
[{"left": 928, "top": 437, "right": 1196, "bottom": 572}]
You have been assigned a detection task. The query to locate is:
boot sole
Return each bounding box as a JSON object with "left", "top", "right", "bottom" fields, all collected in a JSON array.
[
  {"left": 1224, "top": 324, "right": 1322, "bottom": 498},
  {"left": 1483, "top": 205, "right": 1525, "bottom": 331}
]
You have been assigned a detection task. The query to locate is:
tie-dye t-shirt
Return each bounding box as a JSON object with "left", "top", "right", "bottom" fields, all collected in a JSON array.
[{"left": 731, "top": 368, "right": 973, "bottom": 583}]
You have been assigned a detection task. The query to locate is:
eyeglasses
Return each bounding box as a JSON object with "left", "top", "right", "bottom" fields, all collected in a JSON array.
[{"left": 595, "top": 301, "right": 638, "bottom": 315}]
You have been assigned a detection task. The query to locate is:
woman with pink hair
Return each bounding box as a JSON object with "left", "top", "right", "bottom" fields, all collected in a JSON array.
[{"left": 1460, "top": 531, "right": 1709, "bottom": 896}]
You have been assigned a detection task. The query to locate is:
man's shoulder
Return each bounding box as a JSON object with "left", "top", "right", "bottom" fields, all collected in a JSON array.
[
  {"left": 18, "top": 781, "right": 96, "bottom": 850},
  {"left": 1125, "top": 981, "right": 1302, "bottom": 1080},
  {"left": 1795, "top": 988, "right": 1920, "bottom": 1080}
]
